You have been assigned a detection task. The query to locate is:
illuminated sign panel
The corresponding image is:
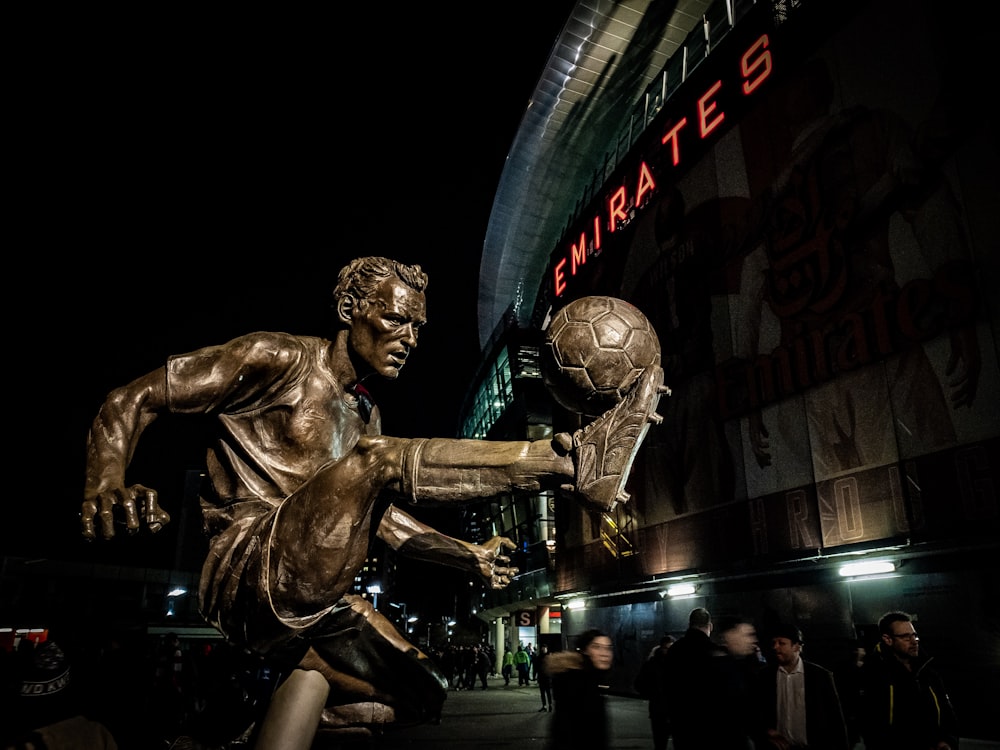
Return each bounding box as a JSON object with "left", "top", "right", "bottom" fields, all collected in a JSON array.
[
  {"left": 546, "top": 0, "right": 998, "bottom": 575},
  {"left": 552, "top": 32, "right": 774, "bottom": 298}
]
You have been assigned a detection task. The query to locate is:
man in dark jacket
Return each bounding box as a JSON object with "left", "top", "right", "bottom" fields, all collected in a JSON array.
[
  {"left": 859, "top": 611, "right": 959, "bottom": 750},
  {"left": 753, "top": 623, "right": 849, "bottom": 750},
  {"left": 662, "top": 608, "right": 728, "bottom": 750},
  {"left": 634, "top": 634, "right": 675, "bottom": 750}
]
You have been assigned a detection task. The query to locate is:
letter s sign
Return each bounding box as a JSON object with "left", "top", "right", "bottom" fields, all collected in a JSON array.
[{"left": 518, "top": 610, "right": 535, "bottom": 626}]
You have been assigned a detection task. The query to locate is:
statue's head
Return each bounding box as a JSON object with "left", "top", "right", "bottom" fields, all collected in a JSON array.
[{"left": 333, "top": 257, "right": 429, "bottom": 380}]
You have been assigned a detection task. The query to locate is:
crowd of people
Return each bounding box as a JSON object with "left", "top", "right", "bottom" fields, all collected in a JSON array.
[
  {"left": 630, "top": 608, "right": 959, "bottom": 750},
  {"left": 426, "top": 641, "right": 553, "bottom": 697},
  {"left": 1, "top": 629, "right": 279, "bottom": 749},
  {"left": 2, "top": 609, "right": 961, "bottom": 750}
]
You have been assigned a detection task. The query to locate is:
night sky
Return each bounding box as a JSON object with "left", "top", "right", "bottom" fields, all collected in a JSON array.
[{"left": 10, "top": 5, "right": 577, "bottom": 568}]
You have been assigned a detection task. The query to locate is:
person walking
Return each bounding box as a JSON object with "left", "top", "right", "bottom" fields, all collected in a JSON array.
[
  {"left": 501, "top": 646, "right": 515, "bottom": 686},
  {"left": 79, "top": 255, "right": 666, "bottom": 746},
  {"left": 633, "top": 634, "right": 674, "bottom": 750},
  {"left": 485, "top": 644, "right": 498, "bottom": 678},
  {"left": 752, "top": 623, "right": 850, "bottom": 750},
  {"left": 713, "top": 615, "right": 764, "bottom": 750},
  {"left": 833, "top": 639, "right": 866, "bottom": 749},
  {"left": 472, "top": 645, "right": 490, "bottom": 690},
  {"left": 458, "top": 645, "right": 474, "bottom": 691},
  {"left": 536, "top": 644, "right": 554, "bottom": 712},
  {"left": 662, "top": 607, "right": 726, "bottom": 750},
  {"left": 858, "top": 611, "right": 958, "bottom": 750},
  {"left": 514, "top": 644, "right": 531, "bottom": 686},
  {"left": 547, "top": 629, "right": 614, "bottom": 750}
]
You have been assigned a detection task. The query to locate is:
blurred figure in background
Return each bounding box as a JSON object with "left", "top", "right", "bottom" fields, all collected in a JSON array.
[
  {"left": 501, "top": 646, "right": 515, "bottom": 686},
  {"left": 546, "top": 629, "right": 614, "bottom": 750},
  {"left": 714, "top": 615, "right": 765, "bottom": 749},
  {"left": 515, "top": 644, "right": 531, "bottom": 686},
  {"left": 833, "top": 639, "right": 867, "bottom": 749},
  {"left": 536, "top": 644, "right": 554, "bottom": 712},
  {"left": 471, "top": 645, "right": 490, "bottom": 690},
  {"left": 2, "top": 637, "right": 118, "bottom": 750}
]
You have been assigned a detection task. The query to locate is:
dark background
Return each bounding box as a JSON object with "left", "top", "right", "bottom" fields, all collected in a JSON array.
[{"left": 10, "top": 5, "right": 577, "bottom": 573}]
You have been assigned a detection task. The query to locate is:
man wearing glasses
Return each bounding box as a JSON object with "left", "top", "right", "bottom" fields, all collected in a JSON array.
[{"left": 859, "top": 611, "right": 959, "bottom": 750}]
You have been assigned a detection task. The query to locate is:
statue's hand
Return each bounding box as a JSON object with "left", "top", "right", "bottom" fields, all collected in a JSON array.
[
  {"left": 81, "top": 484, "right": 171, "bottom": 541},
  {"left": 478, "top": 536, "right": 519, "bottom": 590}
]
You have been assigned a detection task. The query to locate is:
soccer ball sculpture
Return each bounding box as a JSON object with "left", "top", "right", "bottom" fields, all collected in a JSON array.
[{"left": 542, "top": 296, "right": 661, "bottom": 417}]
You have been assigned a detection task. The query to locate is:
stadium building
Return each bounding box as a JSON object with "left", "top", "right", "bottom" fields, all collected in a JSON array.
[{"left": 459, "top": 0, "right": 998, "bottom": 739}]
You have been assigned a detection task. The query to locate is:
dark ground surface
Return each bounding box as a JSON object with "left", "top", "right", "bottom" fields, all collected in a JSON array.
[{"left": 255, "top": 676, "right": 998, "bottom": 750}]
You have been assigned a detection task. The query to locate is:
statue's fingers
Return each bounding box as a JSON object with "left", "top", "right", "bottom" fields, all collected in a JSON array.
[
  {"left": 122, "top": 491, "right": 141, "bottom": 535},
  {"left": 80, "top": 501, "right": 97, "bottom": 542},
  {"left": 143, "top": 490, "right": 170, "bottom": 533},
  {"left": 98, "top": 495, "right": 117, "bottom": 539}
]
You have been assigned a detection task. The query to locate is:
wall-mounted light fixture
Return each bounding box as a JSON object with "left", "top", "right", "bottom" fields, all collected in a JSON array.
[
  {"left": 566, "top": 598, "right": 587, "bottom": 610},
  {"left": 166, "top": 586, "right": 187, "bottom": 617},
  {"left": 838, "top": 559, "right": 896, "bottom": 578},
  {"left": 665, "top": 582, "right": 698, "bottom": 598}
]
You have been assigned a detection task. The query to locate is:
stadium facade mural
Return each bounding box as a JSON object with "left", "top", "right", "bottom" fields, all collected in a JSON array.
[{"left": 543, "top": 0, "right": 999, "bottom": 587}]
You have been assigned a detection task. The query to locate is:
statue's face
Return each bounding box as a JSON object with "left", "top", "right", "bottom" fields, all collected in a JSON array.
[{"left": 349, "top": 275, "right": 427, "bottom": 380}]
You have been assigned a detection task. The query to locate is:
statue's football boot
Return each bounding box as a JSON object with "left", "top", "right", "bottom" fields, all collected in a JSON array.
[{"left": 558, "top": 365, "right": 669, "bottom": 512}]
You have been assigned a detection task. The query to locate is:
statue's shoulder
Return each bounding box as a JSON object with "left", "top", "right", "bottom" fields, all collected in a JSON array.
[{"left": 221, "top": 331, "right": 326, "bottom": 362}]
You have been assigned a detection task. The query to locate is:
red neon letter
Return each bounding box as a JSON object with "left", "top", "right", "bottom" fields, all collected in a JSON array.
[
  {"left": 554, "top": 257, "right": 567, "bottom": 297},
  {"left": 593, "top": 214, "right": 602, "bottom": 253},
  {"left": 635, "top": 161, "right": 656, "bottom": 209},
  {"left": 608, "top": 187, "right": 628, "bottom": 232},
  {"left": 698, "top": 80, "right": 724, "bottom": 137},
  {"left": 661, "top": 118, "right": 688, "bottom": 166},
  {"left": 741, "top": 34, "right": 772, "bottom": 95},
  {"left": 571, "top": 232, "right": 587, "bottom": 274}
]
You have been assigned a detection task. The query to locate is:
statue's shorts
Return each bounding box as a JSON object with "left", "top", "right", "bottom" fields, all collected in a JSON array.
[{"left": 197, "top": 499, "right": 446, "bottom": 727}]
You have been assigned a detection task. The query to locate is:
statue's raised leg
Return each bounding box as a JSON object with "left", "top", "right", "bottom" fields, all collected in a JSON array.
[{"left": 254, "top": 667, "right": 328, "bottom": 750}]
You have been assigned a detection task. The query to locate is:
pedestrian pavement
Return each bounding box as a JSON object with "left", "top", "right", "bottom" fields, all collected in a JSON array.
[
  {"left": 323, "top": 674, "right": 1000, "bottom": 750},
  {"left": 359, "top": 675, "right": 652, "bottom": 750}
]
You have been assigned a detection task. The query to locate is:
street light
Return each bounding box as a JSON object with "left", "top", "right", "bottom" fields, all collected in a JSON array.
[
  {"left": 166, "top": 585, "right": 187, "bottom": 617},
  {"left": 389, "top": 600, "right": 407, "bottom": 623},
  {"left": 366, "top": 583, "right": 382, "bottom": 609}
]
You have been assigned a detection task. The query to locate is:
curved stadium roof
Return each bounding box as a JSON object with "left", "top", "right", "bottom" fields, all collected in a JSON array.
[{"left": 478, "top": 0, "right": 713, "bottom": 350}]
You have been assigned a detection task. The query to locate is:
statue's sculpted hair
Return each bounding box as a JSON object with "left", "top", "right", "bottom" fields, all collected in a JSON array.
[{"left": 334, "top": 256, "right": 428, "bottom": 307}]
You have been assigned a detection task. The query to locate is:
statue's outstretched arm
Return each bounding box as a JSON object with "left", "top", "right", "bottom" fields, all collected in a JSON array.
[
  {"left": 81, "top": 368, "right": 172, "bottom": 541},
  {"left": 376, "top": 504, "right": 518, "bottom": 589}
]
